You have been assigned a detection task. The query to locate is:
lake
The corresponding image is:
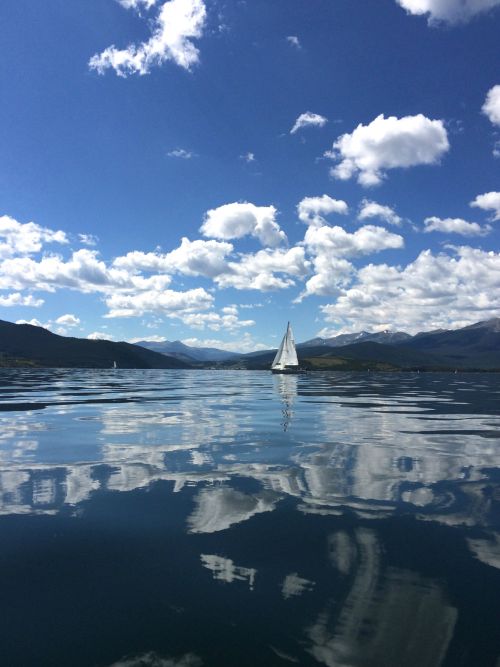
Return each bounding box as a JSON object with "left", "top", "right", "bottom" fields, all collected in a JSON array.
[{"left": 0, "top": 369, "right": 499, "bottom": 667}]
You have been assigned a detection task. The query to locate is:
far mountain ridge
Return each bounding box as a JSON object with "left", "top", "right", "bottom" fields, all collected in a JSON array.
[
  {"left": 135, "top": 339, "right": 239, "bottom": 362},
  {"left": 300, "top": 330, "right": 412, "bottom": 348}
]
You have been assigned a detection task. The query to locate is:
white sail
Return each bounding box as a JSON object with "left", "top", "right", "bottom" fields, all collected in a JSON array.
[{"left": 271, "top": 322, "right": 299, "bottom": 370}]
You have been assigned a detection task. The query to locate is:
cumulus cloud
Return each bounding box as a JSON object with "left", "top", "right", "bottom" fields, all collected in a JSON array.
[
  {"left": 170, "top": 305, "right": 254, "bottom": 331},
  {"left": 0, "top": 249, "right": 172, "bottom": 294},
  {"left": 16, "top": 318, "right": 43, "bottom": 327},
  {"left": 114, "top": 237, "right": 233, "bottom": 278},
  {"left": 55, "top": 314, "right": 81, "bottom": 327},
  {"left": 423, "top": 216, "right": 490, "bottom": 236},
  {"left": 15, "top": 315, "right": 81, "bottom": 337},
  {"left": 290, "top": 112, "right": 328, "bottom": 134},
  {"left": 320, "top": 246, "right": 500, "bottom": 333},
  {"left": 215, "top": 247, "right": 309, "bottom": 291},
  {"left": 89, "top": 0, "right": 207, "bottom": 76},
  {"left": 239, "top": 152, "right": 255, "bottom": 163},
  {"left": 297, "top": 195, "right": 349, "bottom": 227},
  {"left": 78, "top": 233, "right": 99, "bottom": 247},
  {"left": 129, "top": 335, "right": 167, "bottom": 343},
  {"left": 87, "top": 331, "right": 115, "bottom": 341},
  {"left": 482, "top": 85, "right": 500, "bottom": 126},
  {"left": 470, "top": 191, "right": 500, "bottom": 221},
  {"left": 298, "top": 224, "right": 404, "bottom": 299},
  {"left": 328, "top": 114, "right": 449, "bottom": 186},
  {"left": 117, "top": 0, "right": 157, "bottom": 9},
  {"left": 167, "top": 148, "right": 196, "bottom": 159},
  {"left": 0, "top": 215, "right": 67, "bottom": 259},
  {"left": 0, "top": 293, "right": 44, "bottom": 307},
  {"left": 298, "top": 256, "right": 355, "bottom": 300},
  {"left": 358, "top": 199, "right": 402, "bottom": 226},
  {"left": 182, "top": 333, "right": 267, "bottom": 353},
  {"left": 104, "top": 286, "right": 214, "bottom": 318},
  {"left": 303, "top": 224, "right": 404, "bottom": 259},
  {"left": 201, "top": 202, "right": 286, "bottom": 247},
  {"left": 395, "top": 0, "right": 500, "bottom": 24},
  {"left": 286, "top": 35, "right": 301, "bottom": 49}
]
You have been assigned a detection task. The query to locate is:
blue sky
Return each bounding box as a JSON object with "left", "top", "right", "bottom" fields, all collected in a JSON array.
[{"left": 1, "top": 0, "right": 499, "bottom": 350}]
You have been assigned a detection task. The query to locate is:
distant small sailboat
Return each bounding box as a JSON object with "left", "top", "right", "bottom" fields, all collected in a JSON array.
[
  {"left": 271, "top": 322, "right": 300, "bottom": 374},
  {"left": 113, "top": 361, "right": 117, "bottom": 369}
]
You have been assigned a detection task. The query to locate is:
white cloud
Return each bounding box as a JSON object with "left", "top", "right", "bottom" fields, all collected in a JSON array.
[
  {"left": 0, "top": 215, "right": 67, "bottom": 259},
  {"left": 87, "top": 331, "right": 115, "bottom": 340},
  {"left": 104, "top": 286, "right": 214, "bottom": 318},
  {"left": 170, "top": 307, "right": 254, "bottom": 331},
  {"left": 182, "top": 333, "right": 267, "bottom": 352},
  {"left": 167, "top": 148, "right": 196, "bottom": 159},
  {"left": 201, "top": 202, "right": 286, "bottom": 247},
  {"left": 215, "top": 247, "right": 309, "bottom": 291},
  {"left": 298, "top": 256, "right": 355, "bottom": 300},
  {"left": 290, "top": 112, "right": 328, "bottom": 135},
  {"left": 320, "top": 246, "right": 500, "bottom": 333},
  {"left": 299, "top": 224, "right": 404, "bottom": 299},
  {"left": 303, "top": 224, "right": 404, "bottom": 259},
  {"left": 395, "top": 0, "right": 500, "bottom": 24},
  {"left": 470, "top": 191, "right": 500, "bottom": 221},
  {"left": 328, "top": 114, "right": 449, "bottom": 186},
  {"left": 423, "top": 216, "right": 490, "bottom": 236},
  {"left": 16, "top": 318, "right": 43, "bottom": 327},
  {"left": 239, "top": 152, "right": 255, "bottom": 163},
  {"left": 0, "top": 293, "right": 44, "bottom": 307},
  {"left": 286, "top": 35, "right": 301, "bottom": 49},
  {"left": 0, "top": 249, "right": 172, "bottom": 294},
  {"left": 117, "top": 0, "right": 157, "bottom": 9},
  {"left": 482, "top": 85, "right": 500, "bottom": 126},
  {"left": 297, "top": 195, "right": 349, "bottom": 227},
  {"left": 358, "top": 199, "right": 402, "bottom": 226},
  {"left": 89, "top": 0, "right": 207, "bottom": 76},
  {"left": 78, "top": 233, "right": 99, "bottom": 247},
  {"left": 129, "top": 335, "right": 167, "bottom": 343},
  {"left": 114, "top": 237, "right": 233, "bottom": 278},
  {"left": 55, "top": 314, "right": 81, "bottom": 327}
]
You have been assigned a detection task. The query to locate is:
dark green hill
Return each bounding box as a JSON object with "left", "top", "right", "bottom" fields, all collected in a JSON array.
[
  {"left": 302, "top": 341, "right": 445, "bottom": 369},
  {"left": 214, "top": 341, "right": 444, "bottom": 371},
  {"left": 398, "top": 318, "right": 500, "bottom": 369},
  {"left": 0, "top": 320, "right": 190, "bottom": 369}
]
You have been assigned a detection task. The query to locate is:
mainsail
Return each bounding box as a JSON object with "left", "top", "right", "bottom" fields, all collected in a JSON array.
[{"left": 271, "top": 322, "right": 299, "bottom": 371}]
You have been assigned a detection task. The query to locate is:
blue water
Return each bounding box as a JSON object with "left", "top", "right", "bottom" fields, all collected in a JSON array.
[{"left": 0, "top": 369, "right": 499, "bottom": 666}]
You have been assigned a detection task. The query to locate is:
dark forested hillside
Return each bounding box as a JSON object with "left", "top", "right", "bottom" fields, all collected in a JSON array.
[{"left": 0, "top": 320, "right": 191, "bottom": 369}]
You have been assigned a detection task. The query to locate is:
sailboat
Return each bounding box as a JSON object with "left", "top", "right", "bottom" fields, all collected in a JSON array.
[{"left": 271, "top": 322, "right": 300, "bottom": 374}]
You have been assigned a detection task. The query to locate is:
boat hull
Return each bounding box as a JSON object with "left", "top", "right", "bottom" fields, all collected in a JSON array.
[{"left": 271, "top": 367, "right": 302, "bottom": 374}]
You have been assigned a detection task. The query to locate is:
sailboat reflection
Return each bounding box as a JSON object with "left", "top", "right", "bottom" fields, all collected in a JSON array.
[{"left": 274, "top": 373, "right": 298, "bottom": 431}]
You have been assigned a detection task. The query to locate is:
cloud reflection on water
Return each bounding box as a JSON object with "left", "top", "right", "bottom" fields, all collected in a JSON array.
[{"left": 0, "top": 370, "right": 499, "bottom": 666}]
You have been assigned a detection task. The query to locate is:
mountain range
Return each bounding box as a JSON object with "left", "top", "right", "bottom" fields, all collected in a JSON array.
[
  {"left": 135, "top": 339, "right": 239, "bottom": 363},
  {"left": 0, "top": 320, "right": 188, "bottom": 369},
  {"left": 299, "top": 330, "right": 412, "bottom": 348},
  {"left": 1, "top": 317, "right": 499, "bottom": 370},
  {"left": 213, "top": 318, "right": 500, "bottom": 371}
]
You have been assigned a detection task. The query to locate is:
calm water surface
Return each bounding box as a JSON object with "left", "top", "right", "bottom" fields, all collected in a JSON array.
[{"left": 0, "top": 369, "right": 499, "bottom": 667}]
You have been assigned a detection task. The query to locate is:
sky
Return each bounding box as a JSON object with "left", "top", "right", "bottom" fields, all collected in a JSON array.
[{"left": 0, "top": 0, "right": 499, "bottom": 351}]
